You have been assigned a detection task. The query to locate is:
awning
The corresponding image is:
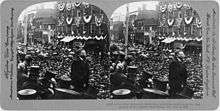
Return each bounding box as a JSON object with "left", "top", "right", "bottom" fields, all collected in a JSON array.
[
  {"left": 60, "top": 35, "right": 107, "bottom": 41},
  {"left": 162, "top": 38, "right": 175, "bottom": 43},
  {"left": 60, "top": 36, "right": 74, "bottom": 42}
]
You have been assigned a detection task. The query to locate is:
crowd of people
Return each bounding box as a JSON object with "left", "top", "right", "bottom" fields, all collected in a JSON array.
[
  {"left": 109, "top": 42, "right": 203, "bottom": 99},
  {"left": 17, "top": 39, "right": 203, "bottom": 99}
]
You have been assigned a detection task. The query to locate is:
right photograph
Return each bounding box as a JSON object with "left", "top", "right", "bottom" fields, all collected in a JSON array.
[{"left": 109, "top": 1, "right": 203, "bottom": 99}]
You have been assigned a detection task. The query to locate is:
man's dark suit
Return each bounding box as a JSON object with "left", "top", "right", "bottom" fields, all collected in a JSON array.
[
  {"left": 70, "top": 57, "right": 90, "bottom": 92},
  {"left": 168, "top": 59, "right": 188, "bottom": 97}
]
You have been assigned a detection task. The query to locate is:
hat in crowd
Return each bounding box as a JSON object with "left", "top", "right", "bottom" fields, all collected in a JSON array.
[
  {"left": 25, "top": 55, "right": 32, "bottom": 61},
  {"left": 29, "top": 66, "right": 40, "bottom": 78},
  {"left": 173, "top": 42, "right": 185, "bottom": 50},
  {"left": 75, "top": 42, "right": 85, "bottom": 49},
  {"left": 69, "top": 51, "right": 75, "bottom": 55},
  {"left": 177, "top": 51, "right": 186, "bottom": 58}
]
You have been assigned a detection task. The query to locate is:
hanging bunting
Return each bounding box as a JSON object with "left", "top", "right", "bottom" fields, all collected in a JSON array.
[
  {"left": 167, "top": 19, "right": 174, "bottom": 26},
  {"left": 176, "top": 2, "right": 183, "bottom": 9},
  {"left": 57, "top": 2, "right": 65, "bottom": 11},
  {"left": 83, "top": 15, "right": 92, "bottom": 23},
  {"left": 184, "top": 16, "right": 194, "bottom": 25},
  {"left": 66, "top": 17, "right": 73, "bottom": 25},
  {"left": 95, "top": 15, "right": 103, "bottom": 26},
  {"left": 160, "top": 5, "right": 167, "bottom": 13},
  {"left": 196, "top": 18, "right": 202, "bottom": 28},
  {"left": 74, "top": 2, "right": 81, "bottom": 8},
  {"left": 168, "top": 3, "right": 173, "bottom": 12},
  {"left": 66, "top": 2, "right": 72, "bottom": 11},
  {"left": 75, "top": 17, "right": 81, "bottom": 27}
]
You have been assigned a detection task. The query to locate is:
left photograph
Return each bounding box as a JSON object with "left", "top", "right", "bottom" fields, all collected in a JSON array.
[{"left": 17, "top": 1, "right": 110, "bottom": 99}]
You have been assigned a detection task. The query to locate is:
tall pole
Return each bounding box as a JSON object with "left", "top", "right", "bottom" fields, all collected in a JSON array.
[
  {"left": 125, "top": 3, "right": 129, "bottom": 57},
  {"left": 24, "top": 16, "right": 28, "bottom": 54}
]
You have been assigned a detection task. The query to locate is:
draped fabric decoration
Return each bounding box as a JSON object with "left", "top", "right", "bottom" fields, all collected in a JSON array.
[
  {"left": 195, "top": 37, "right": 202, "bottom": 41},
  {"left": 57, "top": 2, "right": 65, "bottom": 11},
  {"left": 83, "top": 15, "right": 92, "bottom": 23},
  {"left": 167, "top": 19, "right": 175, "bottom": 26},
  {"left": 55, "top": 1, "right": 109, "bottom": 42},
  {"left": 74, "top": 2, "right": 81, "bottom": 8},
  {"left": 160, "top": 5, "right": 167, "bottom": 13},
  {"left": 66, "top": 2, "right": 72, "bottom": 11},
  {"left": 95, "top": 15, "right": 103, "bottom": 26},
  {"left": 60, "top": 35, "right": 107, "bottom": 42},
  {"left": 196, "top": 18, "right": 202, "bottom": 28},
  {"left": 66, "top": 17, "right": 73, "bottom": 25},
  {"left": 184, "top": 16, "right": 194, "bottom": 25},
  {"left": 168, "top": 3, "right": 173, "bottom": 12},
  {"left": 75, "top": 17, "right": 81, "bottom": 27},
  {"left": 176, "top": 2, "right": 183, "bottom": 9}
]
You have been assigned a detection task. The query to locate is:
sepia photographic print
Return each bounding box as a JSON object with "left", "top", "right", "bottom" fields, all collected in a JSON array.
[{"left": 0, "top": 0, "right": 219, "bottom": 110}]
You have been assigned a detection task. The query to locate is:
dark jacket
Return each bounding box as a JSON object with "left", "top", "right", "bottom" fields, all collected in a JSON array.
[
  {"left": 169, "top": 60, "right": 188, "bottom": 95},
  {"left": 70, "top": 56, "right": 90, "bottom": 90}
]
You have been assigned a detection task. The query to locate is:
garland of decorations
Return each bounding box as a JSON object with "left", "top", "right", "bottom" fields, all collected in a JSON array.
[
  {"left": 160, "top": 5, "right": 167, "bottom": 13},
  {"left": 196, "top": 18, "right": 202, "bottom": 28},
  {"left": 75, "top": 17, "right": 81, "bottom": 27},
  {"left": 61, "top": 35, "right": 107, "bottom": 41},
  {"left": 184, "top": 16, "right": 194, "bottom": 25},
  {"left": 95, "top": 15, "right": 103, "bottom": 26},
  {"left": 66, "top": 17, "right": 73, "bottom": 25},
  {"left": 66, "top": 2, "right": 72, "bottom": 11},
  {"left": 83, "top": 15, "right": 92, "bottom": 23},
  {"left": 167, "top": 18, "right": 174, "bottom": 26},
  {"left": 74, "top": 2, "right": 81, "bottom": 8},
  {"left": 176, "top": 2, "right": 183, "bottom": 9},
  {"left": 168, "top": 3, "right": 173, "bottom": 12},
  {"left": 57, "top": 2, "right": 65, "bottom": 11}
]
